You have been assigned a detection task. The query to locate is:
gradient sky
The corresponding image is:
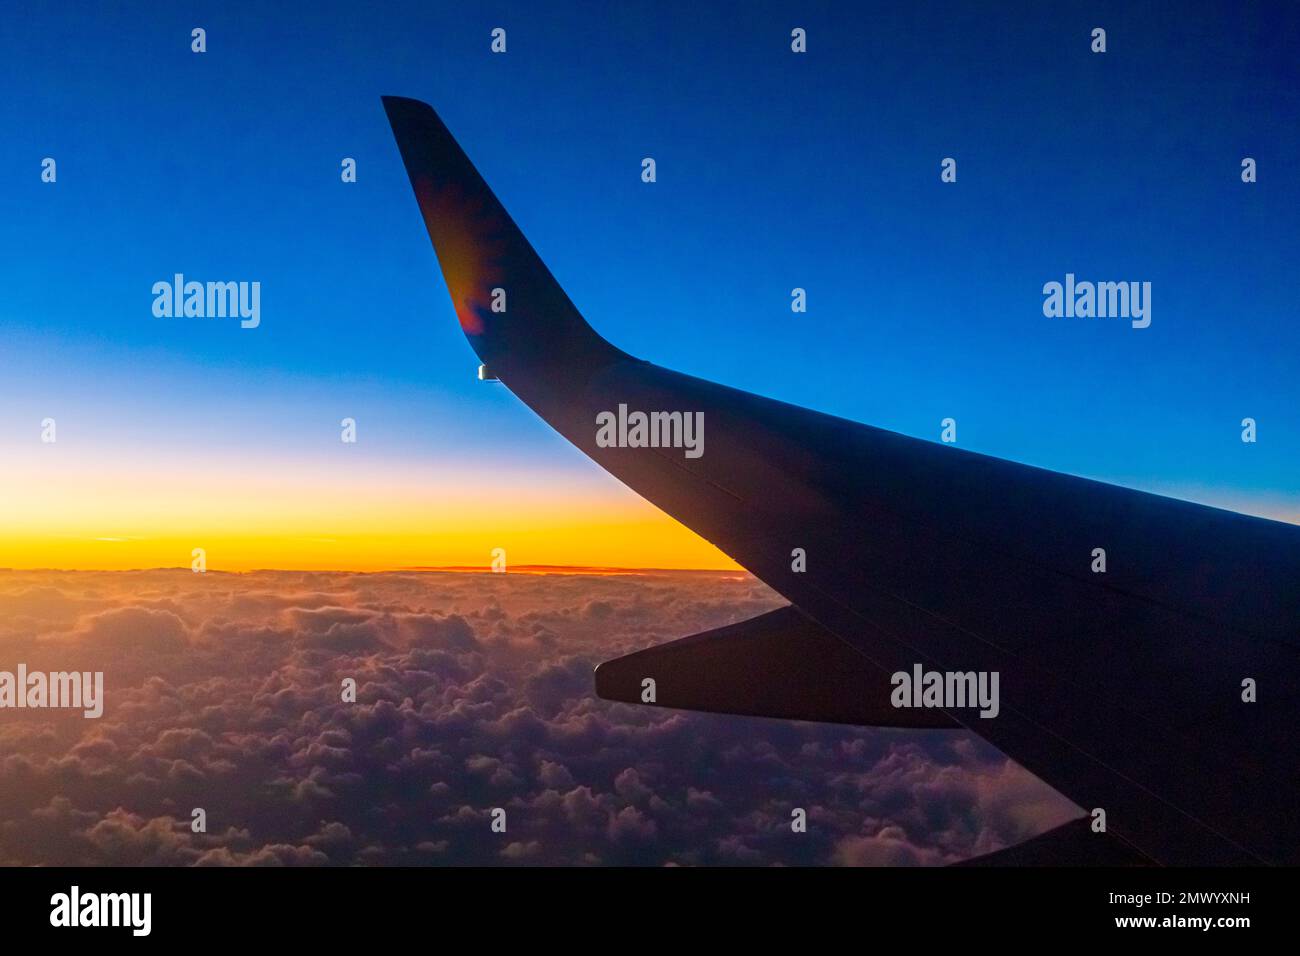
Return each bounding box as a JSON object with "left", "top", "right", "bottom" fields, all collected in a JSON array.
[{"left": 2, "top": 1, "right": 1298, "bottom": 570}]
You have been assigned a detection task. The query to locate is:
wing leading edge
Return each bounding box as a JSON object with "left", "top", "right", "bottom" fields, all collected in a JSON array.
[{"left": 384, "top": 96, "right": 1300, "bottom": 865}]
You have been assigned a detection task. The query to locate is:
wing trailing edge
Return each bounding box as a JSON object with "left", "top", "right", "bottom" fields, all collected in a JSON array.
[{"left": 955, "top": 817, "right": 1152, "bottom": 867}]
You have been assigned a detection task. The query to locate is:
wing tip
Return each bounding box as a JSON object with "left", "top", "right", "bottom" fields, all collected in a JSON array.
[
  {"left": 380, "top": 95, "right": 449, "bottom": 139},
  {"left": 380, "top": 93, "right": 429, "bottom": 110}
]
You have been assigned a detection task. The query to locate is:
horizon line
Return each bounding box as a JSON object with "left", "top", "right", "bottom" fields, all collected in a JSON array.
[{"left": 0, "top": 563, "right": 749, "bottom": 577}]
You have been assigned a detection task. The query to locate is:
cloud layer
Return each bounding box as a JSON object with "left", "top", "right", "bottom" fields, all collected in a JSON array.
[{"left": 0, "top": 568, "right": 1077, "bottom": 865}]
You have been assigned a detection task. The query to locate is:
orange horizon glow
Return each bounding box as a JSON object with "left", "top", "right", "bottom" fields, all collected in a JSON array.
[
  {"left": 8, "top": 431, "right": 1295, "bottom": 574},
  {"left": 0, "top": 535, "right": 738, "bottom": 572},
  {"left": 0, "top": 446, "right": 740, "bottom": 572},
  {"left": 0, "top": 506, "right": 740, "bottom": 573}
]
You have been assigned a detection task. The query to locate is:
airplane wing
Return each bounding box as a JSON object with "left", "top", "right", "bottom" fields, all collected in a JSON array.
[{"left": 382, "top": 95, "right": 1300, "bottom": 866}]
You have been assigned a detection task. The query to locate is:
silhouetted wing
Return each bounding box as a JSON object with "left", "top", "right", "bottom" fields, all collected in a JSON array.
[{"left": 384, "top": 96, "right": 1300, "bottom": 865}]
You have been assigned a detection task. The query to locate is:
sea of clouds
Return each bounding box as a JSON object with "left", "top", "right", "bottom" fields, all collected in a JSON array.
[{"left": 0, "top": 568, "right": 1078, "bottom": 865}]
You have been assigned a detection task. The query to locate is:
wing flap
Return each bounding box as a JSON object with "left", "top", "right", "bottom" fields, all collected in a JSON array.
[{"left": 595, "top": 605, "right": 958, "bottom": 728}]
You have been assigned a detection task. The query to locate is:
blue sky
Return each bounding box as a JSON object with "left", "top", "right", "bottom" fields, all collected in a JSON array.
[{"left": 3, "top": 0, "right": 1298, "bottom": 554}]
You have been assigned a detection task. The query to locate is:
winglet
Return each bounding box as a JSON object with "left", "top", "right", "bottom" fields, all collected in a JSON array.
[{"left": 381, "top": 96, "right": 625, "bottom": 386}]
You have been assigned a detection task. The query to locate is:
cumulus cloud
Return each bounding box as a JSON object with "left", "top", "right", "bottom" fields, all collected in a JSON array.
[
  {"left": 70, "top": 605, "right": 190, "bottom": 652},
  {"left": 0, "top": 568, "right": 1078, "bottom": 866}
]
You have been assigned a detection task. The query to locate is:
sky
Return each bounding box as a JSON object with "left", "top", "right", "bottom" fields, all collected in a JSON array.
[{"left": 2, "top": 1, "right": 1298, "bottom": 571}]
